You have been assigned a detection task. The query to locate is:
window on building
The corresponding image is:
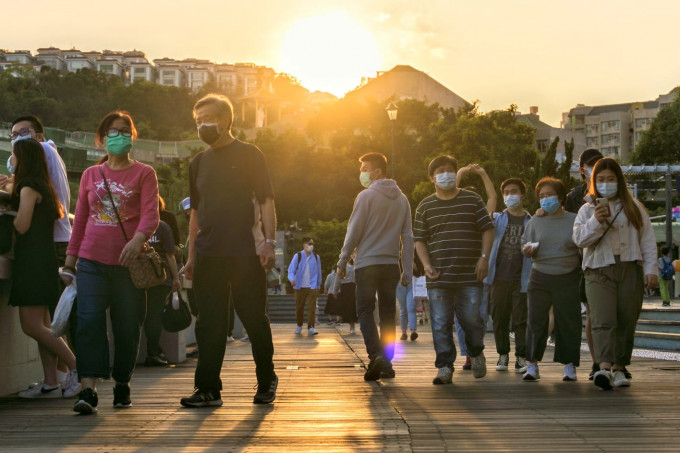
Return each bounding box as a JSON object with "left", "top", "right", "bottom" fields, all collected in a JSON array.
[
  {"left": 99, "top": 64, "right": 114, "bottom": 73},
  {"left": 586, "top": 124, "right": 599, "bottom": 136},
  {"left": 601, "top": 133, "right": 620, "bottom": 145},
  {"left": 536, "top": 140, "right": 549, "bottom": 153},
  {"left": 601, "top": 120, "right": 621, "bottom": 132},
  {"left": 635, "top": 117, "right": 652, "bottom": 129},
  {"left": 602, "top": 146, "right": 620, "bottom": 157},
  {"left": 586, "top": 137, "right": 599, "bottom": 147}
]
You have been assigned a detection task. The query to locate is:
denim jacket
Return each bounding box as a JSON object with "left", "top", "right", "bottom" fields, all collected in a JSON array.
[{"left": 484, "top": 209, "right": 532, "bottom": 292}]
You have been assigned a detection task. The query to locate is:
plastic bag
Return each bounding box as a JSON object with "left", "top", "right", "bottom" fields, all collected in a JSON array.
[{"left": 51, "top": 283, "right": 77, "bottom": 337}]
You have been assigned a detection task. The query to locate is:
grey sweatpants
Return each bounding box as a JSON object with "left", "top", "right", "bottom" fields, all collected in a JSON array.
[{"left": 584, "top": 260, "right": 644, "bottom": 366}]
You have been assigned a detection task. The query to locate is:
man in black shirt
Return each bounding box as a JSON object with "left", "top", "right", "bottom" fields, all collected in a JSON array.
[{"left": 180, "top": 94, "right": 278, "bottom": 407}]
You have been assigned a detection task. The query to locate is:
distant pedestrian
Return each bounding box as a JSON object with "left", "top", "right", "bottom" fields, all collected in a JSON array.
[
  {"left": 521, "top": 177, "right": 582, "bottom": 382},
  {"left": 414, "top": 155, "right": 493, "bottom": 385},
  {"left": 180, "top": 94, "right": 277, "bottom": 407},
  {"left": 573, "top": 157, "right": 658, "bottom": 390},
  {"left": 324, "top": 269, "right": 342, "bottom": 325},
  {"left": 397, "top": 258, "right": 418, "bottom": 342},
  {"left": 288, "top": 237, "right": 323, "bottom": 335},
  {"left": 336, "top": 258, "right": 357, "bottom": 334},
  {"left": 337, "top": 152, "right": 413, "bottom": 381},
  {"left": 658, "top": 246, "right": 674, "bottom": 307},
  {"left": 64, "top": 110, "right": 160, "bottom": 414}
]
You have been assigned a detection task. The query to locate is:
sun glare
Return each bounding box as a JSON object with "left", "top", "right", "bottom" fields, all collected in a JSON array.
[{"left": 279, "top": 11, "right": 381, "bottom": 97}]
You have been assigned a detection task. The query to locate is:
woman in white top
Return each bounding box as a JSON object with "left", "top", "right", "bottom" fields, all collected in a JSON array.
[{"left": 573, "top": 157, "right": 657, "bottom": 390}]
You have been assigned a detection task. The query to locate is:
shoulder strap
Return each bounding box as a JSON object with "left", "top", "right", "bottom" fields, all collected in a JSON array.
[
  {"left": 591, "top": 207, "right": 622, "bottom": 249},
  {"left": 294, "top": 251, "right": 302, "bottom": 273},
  {"left": 99, "top": 165, "right": 129, "bottom": 243}
]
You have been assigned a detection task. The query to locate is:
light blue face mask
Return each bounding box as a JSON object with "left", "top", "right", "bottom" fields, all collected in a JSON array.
[
  {"left": 10, "top": 133, "right": 33, "bottom": 148},
  {"left": 6, "top": 156, "right": 15, "bottom": 174},
  {"left": 540, "top": 196, "right": 561, "bottom": 214}
]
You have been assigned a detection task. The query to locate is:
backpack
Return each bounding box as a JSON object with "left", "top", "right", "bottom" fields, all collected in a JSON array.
[
  {"left": 294, "top": 251, "right": 319, "bottom": 274},
  {"left": 661, "top": 259, "right": 675, "bottom": 281}
]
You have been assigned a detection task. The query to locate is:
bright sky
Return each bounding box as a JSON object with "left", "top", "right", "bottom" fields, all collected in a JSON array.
[{"left": 2, "top": 0, "right": 680, "bottom": 126}]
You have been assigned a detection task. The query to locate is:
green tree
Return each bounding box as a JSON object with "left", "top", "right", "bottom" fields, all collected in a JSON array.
[{"left": 632, "top": 90, "right": 680, "bottom": 164}]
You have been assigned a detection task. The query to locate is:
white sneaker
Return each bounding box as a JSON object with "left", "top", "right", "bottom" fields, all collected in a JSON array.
[
  {"left": 471, "top": 353, "right": 487, "bottom": 378},
  {"left": 496, "top": 354, "right": 509, "bottom": 371},
  {"left": 563, "top": 363, "right": 577, "bottom": 381},
  {"left": 432, "top": 366, "right": 453, "bottom": 385},
  {"left": 349, "top": 328, "right": 356, "bottom": 334},
  {"left": 522, "top": 363, "right": 540, "bottom": 381},
  {"left": 515, "top": 357, "right": 529, "bottom": 374},
  {"left": 295, "top": 326, "right": 302, "bottom": 334},
  {"left": 226, "top": 336, "right": 235, "bottom": 343},
  {"left": 27, "top": 370, "right": 68, "bottom": 390},
  {"left": 308, "top": 327, "right": 318, "bottom": 335},
  {"left": 62, "top": 370, "right": 82, "bottom": 398},
  {"left": 612, "top": 370, "right": 631, "bottom": 387},
  {"left": 18, "top": 383, "right": 62, "bottom": 399},
  {"left": 593, "top": 369, "right": 614, "bottom": 390}
]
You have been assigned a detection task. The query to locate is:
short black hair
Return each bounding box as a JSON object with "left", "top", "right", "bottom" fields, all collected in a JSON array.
[
  {"left": 535, "top": 177, "right": 566, "bottom": 202},
  {"left": 359, "top": 152, "right": 388, "bottom": 176},
  {"left": 12, "top": 115, "right": 44, "bottom": 134},
  {"left": 500, "top": 178, "right": 527, "bottom": 195},
  {"left": 302, "top": 237, "right": 314, "bottom": 244},
  {"left": 427, "top": 155, "right": 458, "bottom": 176},
  {"left": 661, "top": 246, "right": 670, "bottom": 255}
]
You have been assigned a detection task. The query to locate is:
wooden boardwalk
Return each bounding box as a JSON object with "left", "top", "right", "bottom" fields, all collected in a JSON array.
[{"left": 1, "top": 324, "right": 680, "bottom": 452}]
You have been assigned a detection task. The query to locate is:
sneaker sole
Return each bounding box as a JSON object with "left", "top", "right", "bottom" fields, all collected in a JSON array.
[
  {"left": 522, "top": 375, "right": 540, "bottom": 381},
  {"left": 594, "top": 374, "right": 613, "bottom": 390},
  {"left": 563, "top": 376, "right": 577, "bottom": 382},
  {"left": 496, "top": 366, "right": 508, "bottom": 371},
  {"left": 253, "top": 395, "right": 276, "bottom": 404},
  {"left": 180, "top": 399, "right": 223, "bottom": 408},
  {"left": 432, "top": 378, "right": 452, "bottom": 385},
  {"left": 613, "top": 379, "right": 631, "bottom": 388},
  {"left": 73, "top": 401, "right": 97, "bottom": 414},
  {"left": 113, "top": 402, "right": 132, "bottom": 408}
]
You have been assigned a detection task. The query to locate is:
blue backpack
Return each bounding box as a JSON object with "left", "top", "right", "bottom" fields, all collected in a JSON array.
[{"left": 661, "top": 259, "right": 675, "bottom": 281}]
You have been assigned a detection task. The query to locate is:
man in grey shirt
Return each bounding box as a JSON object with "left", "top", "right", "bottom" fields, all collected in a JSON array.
[{"left": 337, "top": 152, "right": 413, "bottom": 381}]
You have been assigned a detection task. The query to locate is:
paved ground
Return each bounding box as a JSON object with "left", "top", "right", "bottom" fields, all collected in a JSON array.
[{"left": 1, "top": 323, "right": 679, "bottom": 452}]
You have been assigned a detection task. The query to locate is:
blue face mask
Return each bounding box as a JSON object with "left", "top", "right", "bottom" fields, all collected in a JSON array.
[
  {"left": 540, "top": 196, "right": 561, "bottom": 214},
  {"left": 10, "top": 133, "right": 33, "bottom": 148},
  {"left": 6, "top": 156, "right": 15, "bottom": 174}
]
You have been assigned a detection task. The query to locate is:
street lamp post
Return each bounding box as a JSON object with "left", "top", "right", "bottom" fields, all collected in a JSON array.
[{"left": 386, "top": 102, "right": 398, "bottom": 179}]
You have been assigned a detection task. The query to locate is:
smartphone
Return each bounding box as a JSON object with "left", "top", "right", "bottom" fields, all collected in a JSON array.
[{"left": 596, "top": 198, "right": 610, "bottom": 216}]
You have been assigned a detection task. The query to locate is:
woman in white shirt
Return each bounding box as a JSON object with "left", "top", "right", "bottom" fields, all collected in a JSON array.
[{"left": 573, "top": 157, "right": 657, "bottom": 390}]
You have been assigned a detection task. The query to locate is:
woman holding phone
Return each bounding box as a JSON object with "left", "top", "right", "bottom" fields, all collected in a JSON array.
[{"left": 573, "top": 157, "right": 657, "bottom": 390}]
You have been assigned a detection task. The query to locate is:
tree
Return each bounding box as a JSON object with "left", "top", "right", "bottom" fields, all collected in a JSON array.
[{"left": 632, "top": 90, "right": 680, "bottom": 164}]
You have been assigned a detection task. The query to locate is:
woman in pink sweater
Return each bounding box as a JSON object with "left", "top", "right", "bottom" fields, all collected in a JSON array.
[{"left": 62, "top": 111, "right": 159, "bottom": 414}]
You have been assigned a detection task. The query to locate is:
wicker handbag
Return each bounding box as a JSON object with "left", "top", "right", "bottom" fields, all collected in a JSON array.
[{"left": 99, "top": 166, "right": 166, "bottom": 289}]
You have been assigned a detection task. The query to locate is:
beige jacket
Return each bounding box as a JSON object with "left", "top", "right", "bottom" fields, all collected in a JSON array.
[{"left": 573, "top": 199, "right": 657, "bottom": 276}]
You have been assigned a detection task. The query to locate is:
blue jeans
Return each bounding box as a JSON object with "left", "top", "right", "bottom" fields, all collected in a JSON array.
[
  {"left": 397, "top": 281, "right": 417, "bottom": 332},
  {"left": 429, "top": 286, "right": 485, "bottom": 369},
  {"left": 454, "top": 284, "right": 489, "bottom": 356},
  {"left": 355, "top": 264, "right": 400, "bottom": 363},
  {"left": 75, "top": 258, "right": 146, "bottom": 383}
]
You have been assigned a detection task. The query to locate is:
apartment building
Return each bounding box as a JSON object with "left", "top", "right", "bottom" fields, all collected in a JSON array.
[
  {"left": 517, "top": 106, "right": 586, "bottom": 162},
  {"left": 564, "top": 89, "right": 678, "bottom": 162}
]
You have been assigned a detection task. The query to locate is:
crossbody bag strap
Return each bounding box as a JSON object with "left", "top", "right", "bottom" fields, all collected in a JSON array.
[
  {"left": 592, "top": 207, "right": 623, "bottom": 249},
  {"left": 99, "top": 165, "right": 129, "bottom": 243}
]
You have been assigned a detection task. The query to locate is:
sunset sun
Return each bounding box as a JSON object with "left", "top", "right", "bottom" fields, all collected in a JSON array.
[{"left": 279, "top": 11, "right": 381, "bottom": 97}]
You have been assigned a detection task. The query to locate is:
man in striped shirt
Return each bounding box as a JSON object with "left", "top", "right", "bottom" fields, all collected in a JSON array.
[{"left": 414, "top": 155, "right": 494, "bottom": 384}]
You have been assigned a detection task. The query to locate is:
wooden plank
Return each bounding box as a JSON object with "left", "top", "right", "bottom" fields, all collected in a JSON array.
[{"left": 0, "top": 324, "right": 679, "bottom": 452}]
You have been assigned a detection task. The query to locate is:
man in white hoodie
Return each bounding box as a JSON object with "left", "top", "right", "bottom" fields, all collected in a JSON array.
[{"left": 337, "top": 152, "right": 414, "bottom": 381}]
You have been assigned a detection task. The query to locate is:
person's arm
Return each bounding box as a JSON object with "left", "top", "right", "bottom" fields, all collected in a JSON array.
[
  {"left": 415, "top": 241, "right": 440, "bottom": 280},
  {"left": 470, "top": 165, "right": 497, "bottom": 213},
  {"left": 13, "top": 186, "right": 39, "bottom": 235},
  {"left": 183, "top": 209, "right": 199, "bottom": 279},
  {"left": 288, "top": 253, "right": 298, "bottom": 287},
  {"left": 166, "top": 252, "right": 181, "bottom": 291},
  {"left": 259, "top": 196, "right": 276, "bottom": 269},
  {"left": 316, "top": 255, "right": 323, "bottom": 290},
  {"left": 638, "top": 203, "right": 659, "bottom": 289},
  {"left": 475, "top": 227, "right": 494, "bottom": 281},
  {"left": 120, "top": 168, "right": 159, "bottom": 266},
  {"left": 572, "top": 203, "right": 607, "bottom": 248},
  {"left": 337, "top": 194, "right": 368, "bottom": 275},
  {"left": 400, "top": 200, "right": 414, "bottom": 285}
]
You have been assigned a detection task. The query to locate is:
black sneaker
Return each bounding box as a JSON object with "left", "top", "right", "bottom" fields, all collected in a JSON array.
[
  {"left": 253, "top": 373, "right": 278, "bottom": 404},
  {"left": 380, "top": 367, "right": 396, "bottom": 379},
  {"left": 400, "top": 333, "right": 408, "bottom": 341},
  {"left": 410, "top": 331, "right": 418, "bottom": 341},
  {"left": 181, "top": 389, "right": 223, "bottom": 408},
  {"left": 588, "top": 362, "right": 599, "bottom": 381},
  {"left": 113, "top": 383, "right": 132, "bottom": 408},
  {"left": 73, "top": 388, "right": 98, "bottom": 414},
  {"left": 145, "top": 354, "right": 169, "bottom": 367},
  {"left": 364, "top": 356, "right": 386, "bottom": 381},
  {"left": 622, "top": 367, "right": 632, "bottom": 380}
]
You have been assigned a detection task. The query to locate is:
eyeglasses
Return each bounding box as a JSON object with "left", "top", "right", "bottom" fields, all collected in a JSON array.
[
  {"left": 106, "top": 128, "right": 132, "bottom": 138},
  {"left": 9, "top": 128, "right": 34, "bottom": 139}
]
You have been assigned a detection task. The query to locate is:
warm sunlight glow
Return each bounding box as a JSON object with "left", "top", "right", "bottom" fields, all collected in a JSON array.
[{"left": 279, "top": 11, "right": 381, "bottom": 97}]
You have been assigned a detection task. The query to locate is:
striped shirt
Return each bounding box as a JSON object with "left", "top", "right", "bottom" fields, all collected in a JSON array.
[{"left": 414, "top": 190, "right": 494, "bottom": 288}]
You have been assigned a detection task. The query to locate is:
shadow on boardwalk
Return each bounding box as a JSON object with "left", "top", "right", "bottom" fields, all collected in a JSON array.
[{"left": 1, "top": 324, "right": 679, "bottom": 452}]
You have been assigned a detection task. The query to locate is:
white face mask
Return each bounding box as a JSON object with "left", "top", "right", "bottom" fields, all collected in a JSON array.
[
  {"left": 360, "top": 171, "right": 372, "bottom": 188},
  {"left": 596, "top": 182, "right": 618, "bottom": 199},
  {"left": 306, "top": 244, "right": 314, "bottom": 253},
  {"left": 503, "top": 194, "right": 522, "bottom": 209},
  {"left": 435, "top": 172, "right": 456, "bottom": 190}
]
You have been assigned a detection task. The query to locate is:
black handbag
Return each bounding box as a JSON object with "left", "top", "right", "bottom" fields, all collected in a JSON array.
[{"left": 162, "top": 291, "right": 192, "bottom": 332}]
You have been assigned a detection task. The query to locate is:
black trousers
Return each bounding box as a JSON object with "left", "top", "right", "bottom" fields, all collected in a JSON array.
[
  {"left": 526, "top": 268, "right": 582, "bottom": 366},
  {"left": 490, "top": 279, "right": 527, "bottom": 357},
  {"left": 193, "top": 255, "right": 274, "bottom": 391}
]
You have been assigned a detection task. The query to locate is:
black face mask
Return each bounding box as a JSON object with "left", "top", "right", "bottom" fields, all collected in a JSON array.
[{"left": 197, "top": 123, "right": 221, "bottom": 145}]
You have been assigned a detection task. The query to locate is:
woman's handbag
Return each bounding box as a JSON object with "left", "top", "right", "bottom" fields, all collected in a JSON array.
[
  {"left": 99, "top": 166, "right": 166, "bottom": 289},
  {"left": 267, "top": 267, "right": 281, "bottom": 288},
  {"left": 162, "top": 291, "right": 192, "bottom": 332}
]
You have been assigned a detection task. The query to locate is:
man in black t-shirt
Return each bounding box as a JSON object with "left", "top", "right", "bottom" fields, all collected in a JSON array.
[{"left": 180, "top": 94, "right": 278, "bottom": 408}]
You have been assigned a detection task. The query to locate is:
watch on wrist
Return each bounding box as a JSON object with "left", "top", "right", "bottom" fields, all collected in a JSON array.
[
  {"left": 481, "top": 253, "right": 489, "bottom": 260},
  {"left": 265, "top": 238, "right": 277, "bottom": 246}
]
